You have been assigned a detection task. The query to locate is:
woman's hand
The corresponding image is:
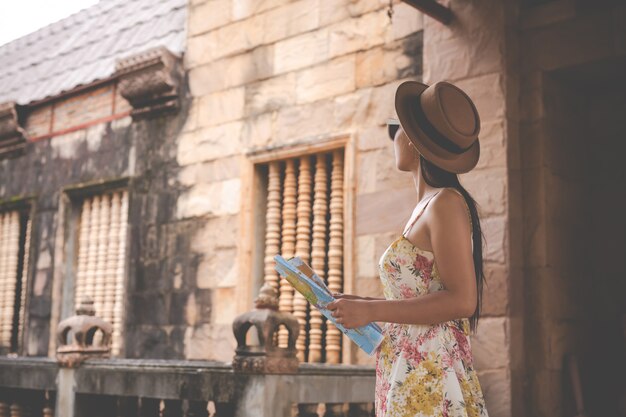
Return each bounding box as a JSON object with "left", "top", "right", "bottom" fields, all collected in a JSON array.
[{"left": 326, "top": 298, "right": 373, "bottom": 329}]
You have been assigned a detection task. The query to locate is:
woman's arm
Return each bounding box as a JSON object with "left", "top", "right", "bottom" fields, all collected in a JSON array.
[
  {"left": 369, "top": 190, "right": 477, "bottom": 325},
  {"left": 328, "top": 190, "right": 477, "bottom": 329},
  {"left": 332, "top": 293, "right": 385, "bottom": 301}
]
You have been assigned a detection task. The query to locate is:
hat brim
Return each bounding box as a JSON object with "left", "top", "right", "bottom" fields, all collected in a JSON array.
[{"left": 395, "top": 81, "right": 480, "bottom": 174}]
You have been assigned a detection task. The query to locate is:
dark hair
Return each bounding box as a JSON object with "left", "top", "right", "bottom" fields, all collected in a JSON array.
[{"left": 419, "top": 154, "right": 486, "bottom": 333}]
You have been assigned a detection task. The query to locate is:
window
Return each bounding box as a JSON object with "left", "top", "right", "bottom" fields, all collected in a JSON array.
[
  {"left": 253, "top": 146, "right": 347, "bottom": 364},
  {"left": 0, "top": 208, "right": 31, "bottom": 354},
  {"left": 73, "top": 189, "right": 128, "bottom": 355}
]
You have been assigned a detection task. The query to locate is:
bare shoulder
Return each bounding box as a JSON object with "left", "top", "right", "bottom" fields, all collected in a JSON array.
[{"left": 428, "top": 188, "right": 469, "bottom": 229}]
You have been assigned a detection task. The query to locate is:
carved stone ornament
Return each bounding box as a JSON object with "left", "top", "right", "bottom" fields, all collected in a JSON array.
[
  {"left": 114, "top": 47, "right": 182, "bottom": 120},
  {"left": 232, "top": 282, "right": 300, "bottom": 374},
  {"left": 0, "top": 101, "right": 27, "bottom": 158},
  {"left": 56, "top": 296, "right": 113, "bottom": 367}
]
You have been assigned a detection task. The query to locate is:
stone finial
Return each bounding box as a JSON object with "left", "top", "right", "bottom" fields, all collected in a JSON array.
[
  {"left": 0, "top": 101, "right": 27, "bottom": 158},
  {"left": 232, "top": 282, "right": 300, "bottom": 374},
  {"left": 56, "top": 297, "right": 113, "bottom": 367},
  {"left": 114, "top": 47, "right": 183, "bottom": 120}
]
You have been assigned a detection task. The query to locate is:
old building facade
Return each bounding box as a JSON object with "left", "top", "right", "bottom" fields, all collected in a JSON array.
[{"left": 1, "top": 0, "right": 624, "bottom": 416}]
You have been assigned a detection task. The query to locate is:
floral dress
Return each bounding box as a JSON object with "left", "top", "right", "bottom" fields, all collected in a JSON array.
[{"left": 374, "top": 188, "right": 488, "bottom": 417}]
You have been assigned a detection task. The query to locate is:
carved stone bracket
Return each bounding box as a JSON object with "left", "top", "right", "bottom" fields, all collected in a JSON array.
[
  {"left": 56, "top": 297, "right": 113, "bottom": 368},
  {"left": 232, "top": 282, "right": 300, "bottom": 374},
  {"left": 114, "top": 47, "right": 183, "bottom": 121},
  {"left": 0, "top": 101, "right": 27, "bottom": 158}
]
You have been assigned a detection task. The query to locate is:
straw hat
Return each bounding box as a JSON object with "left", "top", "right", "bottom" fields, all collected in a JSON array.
[{"left": 394, "top": 80, "right": 481, "bottom": 174}]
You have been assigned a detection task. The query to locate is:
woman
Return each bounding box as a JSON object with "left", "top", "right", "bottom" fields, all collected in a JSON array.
[{"left": 327, "top": 81, "right": 489, "bottom": 416}]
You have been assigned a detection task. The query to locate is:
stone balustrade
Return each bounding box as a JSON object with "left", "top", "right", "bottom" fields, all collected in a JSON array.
[{"left": 0, "top": 357, "right": 375, "bottom": 416}]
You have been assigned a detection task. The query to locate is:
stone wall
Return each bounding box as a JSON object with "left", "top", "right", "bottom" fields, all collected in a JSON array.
[
  {"left": 518, "top": 1, "right": 626, "bottom": 415},
  {"left": 181, "top": 0, "right": 425, "bottom": 363},
  {"left": 0, "top": 80, "right": 195, "bottom": 359}
]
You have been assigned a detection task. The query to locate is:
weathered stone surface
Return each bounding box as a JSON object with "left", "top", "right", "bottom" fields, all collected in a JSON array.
[
  {"left": 356, "top": 188, "right": 416, "bottom": 236},
  {"left": 356, "top": 32, "right": 421, "bottom": 89},
  {"left": 260, "top": 0, "right": 320, "bottom": 45},
  {"left": 455, "top": 73, "right": 506, "bottom": 123},
  {"left": 296, "top": 55, "right": 356, "bottom": 104},
  {"left": 176, "top": 179, "right": 241, "bottom": 219},
  {"left": 189, "top": 0, "right": 232, "bottom": 36},
  {"left": 189, "top": 45, "right": 274, "bottom": 95},
  {"left": 177, "top": 122, "right": 243, "bottom": 166},
  {"left": 478, "top": 369, "right": 512, "bottom": 417},
  {"left": 274, "top": 29, "right": 329, "bottom": 74},
  {"left": 480, "top": 215, "right": 507, "bottom": 265},
  {"left": 274, "top": 98, "right": 335, "bottom": 143},
  {"left": 197, "top": 88, "right": 245, "bottom": 127},
  {"left": 374, "top": 147, "right": 413, "bottom": 192},
  {"left": 356, "top": 150, "right": 378, "bottom": 195},
  {"left": 462, "top": 167, "right": 507, "bottom": 216},
  {"left": 184, "top": 322, "right": 236, "bottom": 361},
  {"left": 474, "top": 120, "right": 506, "bottom": 170},
  {"left": 388, "top": 2, "right": 423, "bottom": 41},
  {"left": 481, "top": 262, "right": 509, "bottom": 317},
  {"left": 245, "top": 73, "right": 296, "bottom": 115},
  {"left": 319, "top": 0, "right": 386, "bottom": 27},
  {"left": 178, "top": 156, "right": 241, "bottom": 186},
  {"left": 471, "top": 316, "right": 510, "bottom": 370},
  {"left": 196, "top": 247, "right": 237, "bottom": 289},
  {"left": 356, "top": 125, "right": 387, "bottom": 151},
  {"left": 328, "top": 10, "right": 388, "bottom": 59},
  {"left": 241, "top": 112, "right": 273, "bottom": 148},
  {"left": 232, "top": 0, "right": 291, "bottom": 21},
  {"left": 356, "top": 235, "right": 376, "bottom": 278},
  {"left": 212, "top": 286, "right": 237, "bottom": 324}
]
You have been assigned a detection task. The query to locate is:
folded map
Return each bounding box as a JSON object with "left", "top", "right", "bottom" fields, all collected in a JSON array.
[{"left": 273, "top": 254, "right": 384, "bottom": 356}]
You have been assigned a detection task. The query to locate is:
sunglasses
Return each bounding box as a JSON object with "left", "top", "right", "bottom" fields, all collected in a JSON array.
[{"left": 387, "top": 118, "right": 400, "bottom": 141}]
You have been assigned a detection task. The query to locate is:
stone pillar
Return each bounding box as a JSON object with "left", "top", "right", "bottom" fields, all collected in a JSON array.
[{"left": 421, "top": 1, "right": 519, "bottom": 416}]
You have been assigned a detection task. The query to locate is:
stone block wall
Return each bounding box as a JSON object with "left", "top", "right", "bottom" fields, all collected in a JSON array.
[
  {"left": 181, "top": 0, "right": 425, "bottom": 363},
  {"left": 0, "top": 79, "right": 196, "bottom": 359},
  {"left": 518, "top": 1, "right": 626, "bottom": 416}
]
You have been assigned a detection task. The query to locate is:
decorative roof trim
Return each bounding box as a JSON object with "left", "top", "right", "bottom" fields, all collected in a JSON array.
[
  {"left": 114, "top": 47, "right": 183, "bottom": 121},
  {"left": 0, "top": 102, "right": 27, "bottom": 158}
]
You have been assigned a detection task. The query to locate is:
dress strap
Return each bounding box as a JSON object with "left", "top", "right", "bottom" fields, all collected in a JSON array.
[{"left": 402, "top": 190, "right": 442, "bottom": 238}]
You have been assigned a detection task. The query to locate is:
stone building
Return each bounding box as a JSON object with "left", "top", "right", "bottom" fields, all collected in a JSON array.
[{"left": 0, "top": 0, "right": 624, "bottom": 416}]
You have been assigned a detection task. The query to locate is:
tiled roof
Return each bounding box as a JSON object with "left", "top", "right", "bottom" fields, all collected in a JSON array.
[{"left": 0, "top": 0, "right": 187, "bottom": 105}]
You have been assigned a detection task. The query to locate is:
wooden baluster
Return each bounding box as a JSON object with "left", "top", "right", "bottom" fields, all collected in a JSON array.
[
  {"left": 75, "top": 199, "right": 92, "bottom": 308},
  {"left": 0, "top": 212, "right": 20, "bottom": 347},
  {"left": 293, "top": 156, "right": 312, "bottom": 361},
  {"left": 186, "top": 401, "right": 208, "bottom": 417},
  {"left": 9, "top": 404, "right": 22, "bottom": 417},
  {"left": 0, "top": 213, "right": 10, "bottom": 347},
  {"left": 16, "top": 217, "right": 31, "bottom": 351},
  {"left": 112, "top": 191, "right": 128, "bottom": 355},
  {"left": 325, "top": 149, "right": 344, "bottom": 364},
  {"left": 309, "top": 154, "right": 329, "bottom": 363},
  {"left": 104, "top": 193, "right": 120, "bottom": 330},
  {"left": 264, "top": 161, "right": 282, "bottom": 292},
  {"left": 94, "top": 194, "right": 110, "bottom": 327},
  {"left": 278, "top": 159, "right": 297, "bottom": 349},
  {"left": 84, "top": 196, "right": 99, "bottom": 305},
  {"left": 42, "top": 406, "right": 53, "bottom": 417},
  {"left": 297, "top": 404, "right": 319, "bottom": 417}
]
